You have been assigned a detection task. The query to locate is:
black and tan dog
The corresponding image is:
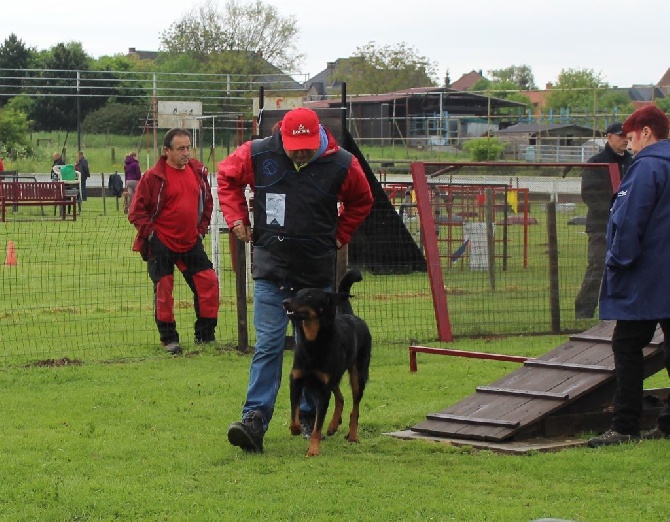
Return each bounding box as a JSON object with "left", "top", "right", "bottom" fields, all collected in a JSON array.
[{"left": 283, "top": 269, "right": 372, "bottom": 457}]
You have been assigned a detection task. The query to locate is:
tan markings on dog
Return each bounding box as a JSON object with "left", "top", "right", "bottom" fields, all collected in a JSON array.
[
  {"left": 347, "top": 367, "right": 361, "bottom": 442},
  {"left": 346, "top": 404, "right": 360, "bottom": 443},
  {"left": 349, "top": 366, "right": 360, "bottom": 396},
  {"left": 290, "top": 406, "right": 302, "bottom": 436},
  {"left": 327, "top": 386, "right": 345, "bottom": 436},
  {"left": 313, "top": 371, "right": 331, "bottom": 386},
  {"left": 307, "top": 431, "right": 322, "bottom": 457},
  {"left": 291, "top": 368, "right": 304, "bottom": 379},
  {"left": 299, "top": 317, "right": 320, "bottom": 341}
]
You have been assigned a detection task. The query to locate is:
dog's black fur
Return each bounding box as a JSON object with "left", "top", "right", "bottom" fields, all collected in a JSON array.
[{"left": 282, "top": 269, "right": 372, "bottom": 457}]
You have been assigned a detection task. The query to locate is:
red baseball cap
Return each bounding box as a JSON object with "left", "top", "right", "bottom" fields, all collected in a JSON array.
[{"left": 281, "top": 108, "right": 320, "bottom": 151}]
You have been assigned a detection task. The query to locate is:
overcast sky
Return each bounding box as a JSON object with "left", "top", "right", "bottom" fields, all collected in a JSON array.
[{"left": 3, "top": 0, "right": 668, "bottom": 89}]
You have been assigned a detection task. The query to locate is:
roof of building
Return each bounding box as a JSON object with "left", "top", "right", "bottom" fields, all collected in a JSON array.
[
  {"left": 127, "top": 48, "right": 159, "bottom": 61},
  {"left": 305, "top": 87, "right": 525, "bottom": 113},
  {"left": 450, "top": 70, "right": 485, "bottom": 91}
]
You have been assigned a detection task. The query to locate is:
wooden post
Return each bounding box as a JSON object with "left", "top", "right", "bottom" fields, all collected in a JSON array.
[
  {"left": 101, "top": 173, "right": 106, "bottom": 215},
  {"left": 231, "top": 233, "right": 249, "bottom": 353},
  {"left": 546, "top": 201, "right": 561, "bottom": 334},
  {"left": 485, "top": 189, "right": 495, "bottom": 291}
]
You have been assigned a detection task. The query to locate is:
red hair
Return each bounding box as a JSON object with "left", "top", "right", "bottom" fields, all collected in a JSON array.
[{"left": 622, "top": 105, "right": 670, "bottom": 140}]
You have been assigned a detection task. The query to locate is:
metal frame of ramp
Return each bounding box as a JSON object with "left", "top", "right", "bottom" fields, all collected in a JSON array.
[{"left": 395, "top": 321, "right": 666, "bottom": 449}]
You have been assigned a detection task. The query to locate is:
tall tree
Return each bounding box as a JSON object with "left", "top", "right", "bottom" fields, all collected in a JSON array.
[
  {"left": 545, "top": 68, "right": 634, "bottom": 127},
  {"left": 333, "top": 42, "right": 437, "bottom": 94},
  {"left": 488, "top": 65, "right": 537, "bottom": 90},
  {"left": 91, "top": 55, "right": 151, "bottom": 105},
  {"left": 545, "top": 68, "right": 606, "bottom": 115},
  {"left": 0, "top": 34, "right": 35, "bottom": 108},
  {"left": 29, "top": 42, "right": 114, "bottom": 131},
  {"left": 159, "top": 0, "right": 303, "bottom": 73}
]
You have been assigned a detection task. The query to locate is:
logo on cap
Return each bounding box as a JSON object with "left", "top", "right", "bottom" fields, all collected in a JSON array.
[{"left": 292, "top": 124, "right": 312, "bottom": 136}]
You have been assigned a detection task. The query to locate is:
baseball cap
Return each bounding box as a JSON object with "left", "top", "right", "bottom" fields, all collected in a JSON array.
[
  {"left": 605, "top": 122, "right": 624, "bottom": 135},
  {"left": 281, "top": 108, "right": 320, "bottom": 151}
]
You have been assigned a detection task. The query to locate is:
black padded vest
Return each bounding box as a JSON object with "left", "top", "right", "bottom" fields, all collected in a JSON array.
[{"left": 249, "top": 133, "right": 353, "bottom": 288}]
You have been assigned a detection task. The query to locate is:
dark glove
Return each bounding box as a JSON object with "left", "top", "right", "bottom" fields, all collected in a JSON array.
[{"left": 140, "top": 232, "right": 155, "bottom": 261}]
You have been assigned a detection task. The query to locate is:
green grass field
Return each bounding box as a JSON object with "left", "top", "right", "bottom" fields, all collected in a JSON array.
[
  {"left": 1, "top": 172, "right": 669, "bottom": 520},
  {"left": 1, "top": 343, "right": 668, "bottom": 520}
]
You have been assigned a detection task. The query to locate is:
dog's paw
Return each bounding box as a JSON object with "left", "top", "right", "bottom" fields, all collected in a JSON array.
[
  {"left": 289, "top": 423, "right": 301, "bottom": 436},
  {"left": 306, "top": 447, "right": 321, "bottom": 457},
  {"left": 345, "top": 431, "right": 360, "bottom": 443}
]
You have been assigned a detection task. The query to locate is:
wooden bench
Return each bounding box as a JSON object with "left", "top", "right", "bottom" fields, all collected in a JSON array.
[{"left": 0, "top": 181, "right": 77, "bottom": 221}]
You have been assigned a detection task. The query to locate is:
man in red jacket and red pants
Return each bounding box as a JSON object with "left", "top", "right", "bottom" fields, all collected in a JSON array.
[{"left": 129, "top": 128, "right": 219, "bottom": 355}]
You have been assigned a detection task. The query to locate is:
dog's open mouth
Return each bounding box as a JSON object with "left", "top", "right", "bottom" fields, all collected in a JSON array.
[
  {"left": 284, "top": 308, "right": 312, "bottom": 321},
  {"left": 283, "top": 299, "right": 314, "bottom": 321}
]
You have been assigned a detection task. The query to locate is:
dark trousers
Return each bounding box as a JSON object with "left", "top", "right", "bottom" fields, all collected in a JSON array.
[
  {"left": 80, "top": 177, "right": 88, "bottom": 201},
  {"left": 611, "top": 319, "right": 670, "bottom": 434},
  {"left": 147, "top": 236, "right": 219, "bottom": 345},
  {"left": 575, "top": 232, "right": 606, "bottom": 318}
]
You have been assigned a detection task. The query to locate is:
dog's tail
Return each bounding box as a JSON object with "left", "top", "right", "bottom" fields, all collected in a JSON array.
[
  {"left": 337, "top": 269, "right": 363, "bottom": 315},
  {"left": 338, "top": 268, "right": 363, "bottom": 294}
]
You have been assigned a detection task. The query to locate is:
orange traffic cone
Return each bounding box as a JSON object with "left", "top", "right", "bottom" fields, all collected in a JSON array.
[{"left": 4, "top": 241, "right": 17, "bottom": 266}]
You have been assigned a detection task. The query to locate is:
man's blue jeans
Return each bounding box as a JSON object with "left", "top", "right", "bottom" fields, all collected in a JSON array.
[{"left": 241, "top": 279, "right": 315, "bottom": 431}]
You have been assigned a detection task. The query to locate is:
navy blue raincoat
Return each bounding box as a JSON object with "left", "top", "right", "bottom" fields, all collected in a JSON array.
[{"left": 599, "top": 139, "right": 670, "bottom": 320}]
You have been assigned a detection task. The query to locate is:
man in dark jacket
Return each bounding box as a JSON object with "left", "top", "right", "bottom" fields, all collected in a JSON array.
[
  {"left": 76, "top": 151, "right": 91, "bottom": 201},
  {"left": 217, "top": 108, "right": 373, "bottom": 453},
  {"left": 575, "top": 122, "right": 633, "bottom": 319},
  {"left": 129, "top": 128, "right": 219, "bottom": 355},
  {"left": 588, "top": 106, "right": 670, "bottom": 447}
]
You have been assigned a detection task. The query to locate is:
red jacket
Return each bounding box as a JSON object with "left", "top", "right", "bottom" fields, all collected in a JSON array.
[
  {"left": 128, "top": 156, "right": 213, "bottom": 254},
  {"left": 217, "top": 128, "right": 372, "bottom": 246}
]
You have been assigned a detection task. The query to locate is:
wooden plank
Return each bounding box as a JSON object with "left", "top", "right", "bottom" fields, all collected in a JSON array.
[
  {"left": 386, "top": 430, "right": 587, "bottom": 455},
  {"left": 476, "top": 386, "right": 569, "bottom": 400},
  {"left": 570, "top": 333, "right": 663, "bottom": 346},
  {"left": 533, "top": 340, "right": 612, "bottom": 366},
  {"left": 408, "top": 321, "right": 666, "bottom": 443},
  {"left": 421, "top": 394, "right": 556, "bottom": 440},
  {"left": 524, "top": 360, "right": 613, "bottom": 372},
  {"left": 426, "top": 413, "right": 520, "bottom": 428},
  {"left": 570, "top": 321, "right": 664, "bottom": 346},
  {"left": 569, "top": 334, "right": 616, "bottom": 343}
]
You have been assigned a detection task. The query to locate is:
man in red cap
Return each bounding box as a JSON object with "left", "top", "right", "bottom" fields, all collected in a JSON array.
[{"left": 217, "top": 107, "right": 373, "bottom": 453}]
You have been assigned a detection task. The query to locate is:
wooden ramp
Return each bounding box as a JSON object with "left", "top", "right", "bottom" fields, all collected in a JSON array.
[{"left": 392, "top": 322, "right": 666, "bottom": 450}]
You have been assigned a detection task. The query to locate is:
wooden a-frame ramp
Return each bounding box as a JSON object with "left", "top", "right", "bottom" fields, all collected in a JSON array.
[{"left": 388, "top": 321, "right": 668, "bottom": 454}]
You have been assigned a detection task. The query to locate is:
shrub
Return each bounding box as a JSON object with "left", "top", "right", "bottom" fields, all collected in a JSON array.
[
  {"left": 82, "top": 103, "right": 148, "bottom": 136},
  {"left": 463, "top": 137, "right": 505, "bottom": 161},
  {"left": 0, "top": 107, "right": 33, "bottom": 155}
]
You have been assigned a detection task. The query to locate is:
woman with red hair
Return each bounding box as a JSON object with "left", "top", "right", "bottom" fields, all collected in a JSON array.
[{"left": 589, "top": 105, "right": 670, "bottom": 447}]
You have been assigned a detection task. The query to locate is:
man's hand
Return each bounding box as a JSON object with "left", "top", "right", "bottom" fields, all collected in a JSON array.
[{"left": 232, "top": 220, "right": 252, "bottom": 243}]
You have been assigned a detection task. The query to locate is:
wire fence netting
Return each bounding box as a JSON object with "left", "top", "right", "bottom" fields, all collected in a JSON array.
[{"left": 0, "top": 162, "right": 612, "bottom": 365}]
